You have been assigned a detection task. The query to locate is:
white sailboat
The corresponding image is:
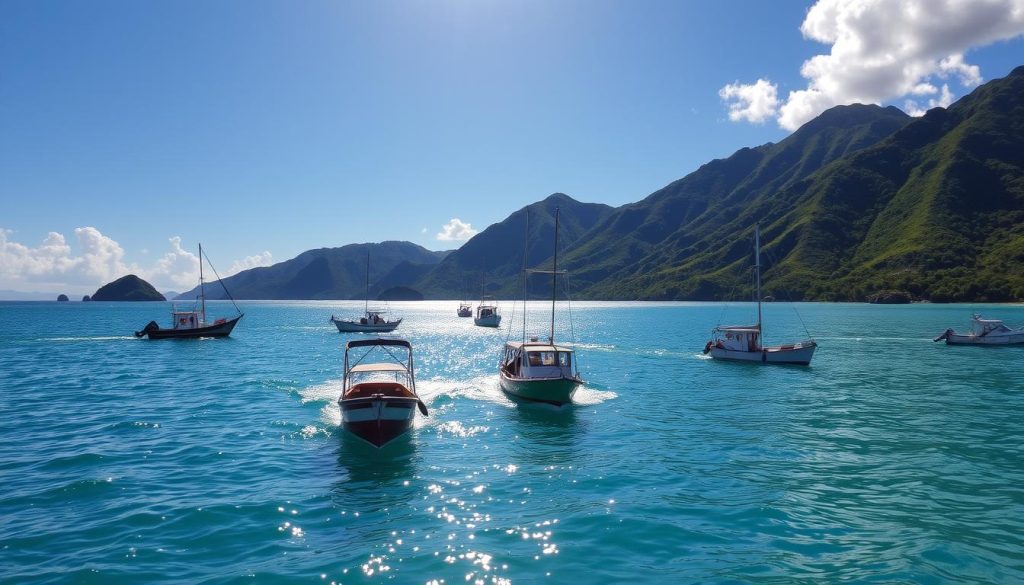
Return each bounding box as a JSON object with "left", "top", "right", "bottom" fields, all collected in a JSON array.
[
  {"left": 703, "top": 225, "right": 817, "bottom": 365},
  {"left": 330, "top": 253, "right": 402, "bottom": 333},
  {"left": 499, "top": 207, "right": 583, "bottom": 405}
]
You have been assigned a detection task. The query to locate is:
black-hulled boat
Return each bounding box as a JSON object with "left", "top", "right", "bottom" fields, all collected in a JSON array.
[
  {"left": 135, "top": 243, "right": 244, "bottom": 339},
  {"left": 339, "top": 338, "right": 427, "bottom": 447}
]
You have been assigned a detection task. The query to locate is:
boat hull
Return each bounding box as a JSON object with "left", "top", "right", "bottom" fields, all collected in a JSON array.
[
  {"left": 474, "top": 315, "right": 501, "bottom": 328},
  {"left": 137, "top": 315, "right": 242, "bottom": 339},
  {"left": 499, "top": 373, "right": 580, "bottom": 406},
  {"left": 340, "top": 396, "right": 417, "bottom": 447},
  {"left": 943, "top": 332, "right": 1024, "bottom": 345},
  {"left": 708, "top": 343, "right": 816, "bottom": 365},
  {"left": 332, "top": 318, "right": 402, "bottom": 333}
]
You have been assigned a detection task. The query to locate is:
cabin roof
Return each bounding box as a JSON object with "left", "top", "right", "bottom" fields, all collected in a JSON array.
[
  {"left": 715, "top": 325, "right": 761, "bottom": 333},
  {"left": 504, "top": 341, "right": 574, "bottom": 352},
  {"left": 349, "top": 362, "right": 408, "bottom": 373},
  {"left": 346, "top": 338, "right": 412, "bottom": 349}
]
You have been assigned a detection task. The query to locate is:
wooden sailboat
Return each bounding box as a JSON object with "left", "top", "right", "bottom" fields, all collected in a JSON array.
[
  {"left": 135, "top": 243, "right": 243, "bottom": 339},
  {"left": 703, "top": 225, "right": 816, "bottom": 365},
  {"left": 331, "top": 253, "right": 402, "bottom": 333},
  {"left": 499, "top": 207, "right": 583, "bottom": 405}
]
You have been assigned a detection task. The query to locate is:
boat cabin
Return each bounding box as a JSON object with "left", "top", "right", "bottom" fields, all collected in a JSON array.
[
  {"left": 970, "top": 315, "right": 1011, "bottom": 336},
  {"left": 358, "top": 311, "right": 389, "bottom": 325},
  {"left": 477, "top": 305, "right": 497, "bottom": 319},
  {"left": 171, "top": 308, "right": 203, "bottom": 330},
  {"left": 501, "top": 341, "right": 575, "bottom": 379},
  {"left": 713, "top": 326, "right": 762, "bottom": 352}
]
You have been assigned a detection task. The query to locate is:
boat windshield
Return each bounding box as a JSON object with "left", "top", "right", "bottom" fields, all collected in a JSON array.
[{"left": 526, "top": 351, "right": 571, "bottom": 367}]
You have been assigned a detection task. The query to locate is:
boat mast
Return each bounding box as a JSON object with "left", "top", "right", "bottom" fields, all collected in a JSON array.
[
  {"left": 364, "top": 252, "right": 370, "bottom": 315},
  {"left": 550, "top": 207, "right": 559, "bottom": 344},
  {"left": 199, "top": 243, "right": 206, "bottom": 323},
  {"left": 755, "top": 224, "right": 762, "bottom": 334},
  {"left": 522, "top": 208, "right": 529, "bottom": 343}
]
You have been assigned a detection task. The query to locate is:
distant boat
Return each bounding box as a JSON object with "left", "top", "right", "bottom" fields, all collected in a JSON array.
[
  {"left": 499, "top": 207, "right": 583, "bottom": 405},
  {"left": 135, "top": 243, "right": 243, "bottom": 339},
  {"left": 339, "top": 338, "right": 427, "bottom": 447},
  {"left": 457, "top": 302, "right": 472, "bottom": 317},
  {"left": 330, "top": 252, "right": 402, "bottom": 333},
  {"left": 474, "top": 293, "right": 501, "bottom": 328},
  {"left": 934, "top": 314, "right": 1024, "bottom": 345},
  {"left": 703, "top": 225, "right": 817, "bottom": 365}
]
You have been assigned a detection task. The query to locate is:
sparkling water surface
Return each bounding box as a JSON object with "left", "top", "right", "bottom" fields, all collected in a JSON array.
[{"left": 2, "top": 300, "right": 1022, "bottom": 583}]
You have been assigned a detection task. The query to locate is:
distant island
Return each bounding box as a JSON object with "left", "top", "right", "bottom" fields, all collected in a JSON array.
[
  {"left": 92, "top": 275, "right": 166, "bottom": 301},
  {"left": 57, "top": 294, "right": 69, "bottom": 302}
]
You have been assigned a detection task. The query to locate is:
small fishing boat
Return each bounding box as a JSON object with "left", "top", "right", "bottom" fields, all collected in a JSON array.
[
  {"left": 135, "top": 243, "right": 243, "bottom": 339},
  {"left": 330, "top": 252, "right": 402, "bottom": 333},
  {"left": 703, "top": 225, "right": 816, "bottom": 365},
  {"left": 457, "top": 302, "right": 472, "bottom": 317},
  {"left": 499, "top": 207, "right": 583, "bottom": 405},
  {"left": 339, "top": 338, "right": 428, "bottom": 447},
  {"left": 474, "top": 294, "right": 501, "bottom": 328},
  {"left": 934, "top": 314, "right": 1024, "bottom": 345}
]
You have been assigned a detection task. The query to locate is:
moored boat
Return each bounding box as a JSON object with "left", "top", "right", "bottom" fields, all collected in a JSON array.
[
  {"left": 499, "top": 207, "right": 582, "bottom": 405},
  {"left": 474, "top": 295, "right": 501, "bottom": 327},
  {"left": 934, "top": 314, "right": 1024, "bottom": 345},
  {"left": 331, "top": 311, "right": 402, "bottom": 333},
  {"left": 135, "top": 243, "right": 243, "bottom": 339},
  {"left": 339, "top": 338, "right": 427, "bottom": 447},
  {"left": 457, "top": 302, "right": 472, "bottom": 317},
  {"left": 703, "top": 225, "right": 816, "bottom": 365},
  {"left": 330, "top": 252, "right": 402, "bottom": 333}
]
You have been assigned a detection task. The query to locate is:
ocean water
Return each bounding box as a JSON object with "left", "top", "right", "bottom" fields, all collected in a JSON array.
[{"left": 1, "top": 300, "right": 1023, "bottom": 584}]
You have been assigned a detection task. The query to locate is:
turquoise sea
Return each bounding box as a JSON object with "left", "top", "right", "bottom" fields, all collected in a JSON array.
[{"left": 2, "top": 300, "right": 1023, "bottom": 583}]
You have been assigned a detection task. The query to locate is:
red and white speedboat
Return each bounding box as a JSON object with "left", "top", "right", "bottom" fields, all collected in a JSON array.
[{"left": 339, "top": 338, "right": 427, "bottom": 447}]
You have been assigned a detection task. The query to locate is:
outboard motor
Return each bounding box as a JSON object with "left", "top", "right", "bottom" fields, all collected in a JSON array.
[
  {"left": 933, "top": 328, "right": 953, "bottom": 342},
  {"left": 135, "top": 321, "right": 159, "bottom": 338},
  {"left": 703, "top": 341, "right": 714, "bottom": 354}
]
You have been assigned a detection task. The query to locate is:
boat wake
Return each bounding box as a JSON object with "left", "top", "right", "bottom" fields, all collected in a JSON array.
[
  {"left": 43, "top": 336, "right": 136, "bottom": 342},
  {"left": 572, "top": 385, "right": 617, "bottom": 405}
]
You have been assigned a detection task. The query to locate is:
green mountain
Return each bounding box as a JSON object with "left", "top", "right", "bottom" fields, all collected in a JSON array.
[
  {"left": 176, "top": 241, "right": 449, "bottom": 300},
  {"left": 181, "top": 67, "right": 1024, "bottom": 302},
  {"left": 593, "top": 65, "right": 1024, "bottom": 301},
  {"left": 93, "top": 275, "right": 166, "bottom": 301},
  {"left": 561, "top": 103, "right": 912, "bottom": 298},
  {"left": 412, "top": 193, "right": 614, "bottom": 298}
]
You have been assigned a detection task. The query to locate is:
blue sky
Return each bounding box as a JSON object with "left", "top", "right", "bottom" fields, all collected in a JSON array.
[{"left": 2, "top": 0, "right": 1023, "bottom": 295}]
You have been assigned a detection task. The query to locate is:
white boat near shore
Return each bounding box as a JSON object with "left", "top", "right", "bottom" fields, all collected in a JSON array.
[{"left": 934, "top": 314, "right": 1024, "bottom": 345}]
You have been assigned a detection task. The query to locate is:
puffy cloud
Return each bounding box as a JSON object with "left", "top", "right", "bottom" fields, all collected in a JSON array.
[
  {"left": 141, "top": 236, "right": 200, "bottom": 290},
  {"left": 721, "top": 0, "right": 1024, "bottom": 130},
  {"left": 0, "top": 227, "right": 129, "bottom": 287},
  {"left": 0, "top": 228, "right": 273, "bottom": 293},
  {"left": 226, "top": 251, "right": 273, "bottom": 277},
  {"left": 436, "top": 218, "right": 478, "bottom": 241},
  {"left": 719, "top": 78, "right": 779, "bottom": 123}
]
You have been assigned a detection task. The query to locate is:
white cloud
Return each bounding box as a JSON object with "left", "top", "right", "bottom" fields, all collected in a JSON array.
[
  {"left": 0, "top": 228, "right": 273, "bottom": 293},
  {"left": 719, "top": 78, "right": 779, "bottom": 123},
  {"left": 720, "top": 0, "right": 1024, "bottom": 130},
  {"left": 226, "top": 251, "right": 273, "bottom": 277},
  {"left": 436, "top": 218, "right": 478, "bottom": 241},
  {"left": 0, "top": 227, "right": 130, "bottom": 288}
]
